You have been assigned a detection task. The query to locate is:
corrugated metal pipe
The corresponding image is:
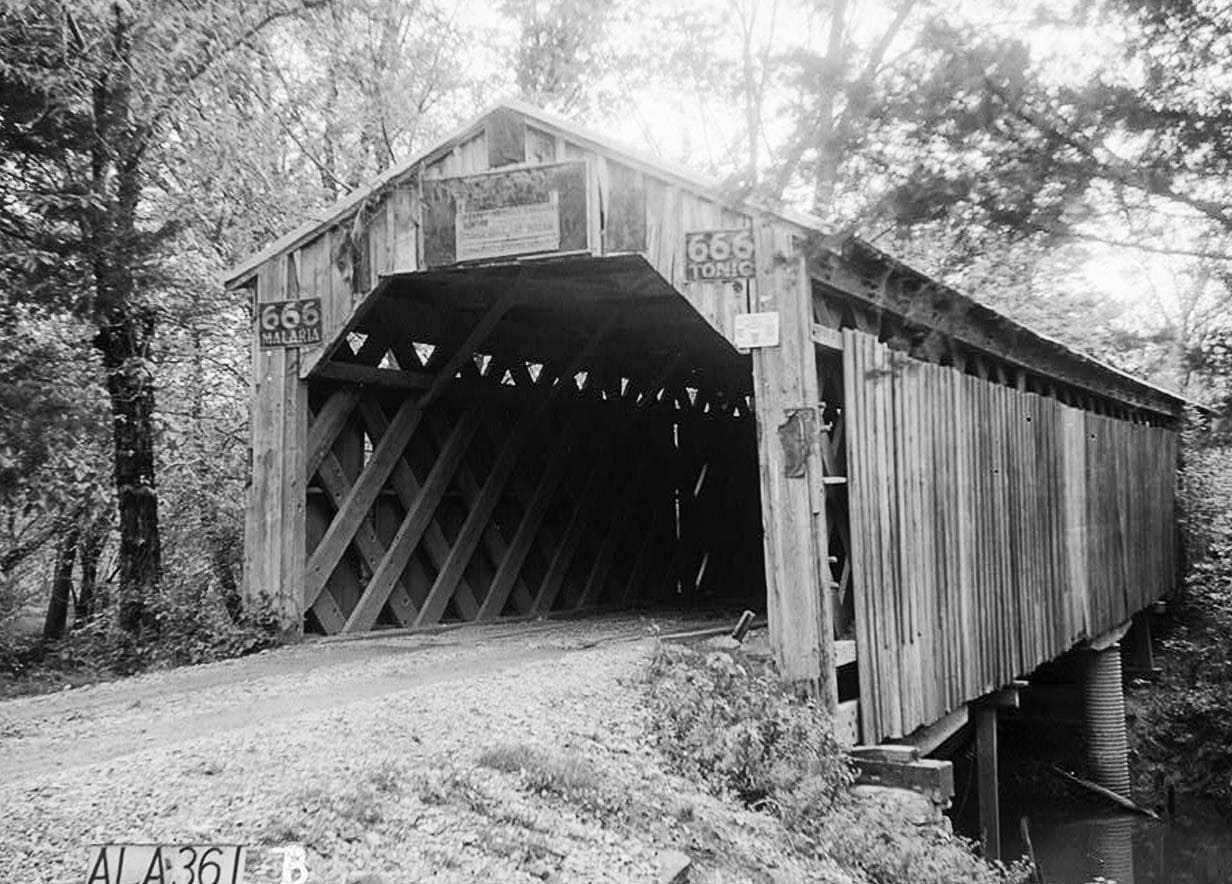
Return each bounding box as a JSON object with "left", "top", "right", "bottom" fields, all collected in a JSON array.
[
  {"left": 1082, "top": 643, "right": 1131, "bottom": 797},
  {"left": 1089, "top": 814, "right": 1136, "bottom": 884}
]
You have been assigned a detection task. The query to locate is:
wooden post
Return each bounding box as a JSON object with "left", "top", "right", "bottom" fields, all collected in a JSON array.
[
  {"left": 244, "top": 255, "right": 308, "bottom": 640},
  {"left": 751, "top": 220, "right": 837, "bottom": 710},
  {"left": 975, "top": 703, "right": 1000, "bottom": 861},
  {"left": 1124, "top": 611, "right": 1156, "bottom": 673}
]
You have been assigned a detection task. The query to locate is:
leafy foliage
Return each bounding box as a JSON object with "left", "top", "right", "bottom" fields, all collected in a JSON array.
[
  {"left": 647, "top": 642, "right": 854, "bottom": 811},
  {"left": 0, "top": 0, "right": 490, "bottom": 663},
  {"left": 0, "top": 576, "right": 281, "bottom": 699},
  {"left": 1130, "top": 426, "right": 1232, "bottom": 808},
  {"left": 645, "top": 641, "right": 1031, "bottom": 884}
]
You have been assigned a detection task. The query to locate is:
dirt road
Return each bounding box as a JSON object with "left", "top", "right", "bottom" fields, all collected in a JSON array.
[{"left": 0, "top": 615, "right": 850, "bottom": 883}]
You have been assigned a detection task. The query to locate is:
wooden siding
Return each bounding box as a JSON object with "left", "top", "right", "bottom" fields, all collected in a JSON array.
[
  {"left": 245, "top": 256, "right": 308, "bottom": 633},
  {"left": 239, "top": 107, "right": 761, "bottom": 389},
  {"left": 751, "top": 225, "right": 837, "bottom": 706},
  {"left": 843, "top": 330, "right": 1178, "bottom": 741}
]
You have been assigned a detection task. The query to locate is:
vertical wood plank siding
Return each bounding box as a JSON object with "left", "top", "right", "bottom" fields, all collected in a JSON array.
[{"left": 843, "top": 330, "right": 1178, "bottom": 741}]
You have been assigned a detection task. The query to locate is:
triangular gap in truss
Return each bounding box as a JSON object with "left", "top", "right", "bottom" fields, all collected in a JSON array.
[
  {"left": 347, "top": 331, "right": 368, "bottom": 352},
  {"left": 413, "top": 342, "right": 435, "bottom": 365}
]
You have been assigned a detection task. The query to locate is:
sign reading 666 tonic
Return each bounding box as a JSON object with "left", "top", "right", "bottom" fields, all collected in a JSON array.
[
  {"left": 258, "top": 298, "right": 322, "bottom": 349},
  {"left": 685, "top": 229, "right": 756, "bottom": 282}
]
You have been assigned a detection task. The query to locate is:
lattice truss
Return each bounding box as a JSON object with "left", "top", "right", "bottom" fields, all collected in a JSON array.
[
  {"left": 818, "top": 349, "right": 854, "bottom": 641},
  {"left": 301, "top": 280, "right": 765, "bottom": 634}
]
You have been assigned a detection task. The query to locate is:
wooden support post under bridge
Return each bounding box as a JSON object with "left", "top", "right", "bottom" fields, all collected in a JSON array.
[{"left": 974, "top": 686, "right": 1019, "bottom": 862}]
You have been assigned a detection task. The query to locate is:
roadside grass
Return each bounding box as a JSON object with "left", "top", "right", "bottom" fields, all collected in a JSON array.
[
  {"left": 478, "top": 745, "right": 604, "bottom": 801},
  {"left": 259, "top": 762, "right": 411, "bottom": 847},
  {"left": 646, "top": 640, "right": 1035, "bottom": 884}
]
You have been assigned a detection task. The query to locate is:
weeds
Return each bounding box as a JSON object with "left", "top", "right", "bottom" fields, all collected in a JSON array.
[
  {"left": 260, "top": 763, "right": 411, "bottom": 850},
  {"left": 477, "top": 743, "right": 623, "bottom": 817},
  {"left": 1129, "top": 430, "right": 1232, "bottom": 809},
  {"left": 646, "top": 642, "right": 853, "bottom": 810},
  {"left": 645, "top": 640, "right": 1033, "bottom": 884},
  {"left": 0, "top": 593, "right": 281, "bottom": 698}
]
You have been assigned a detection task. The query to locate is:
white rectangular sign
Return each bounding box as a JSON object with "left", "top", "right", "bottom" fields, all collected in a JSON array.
[
  {"left": 456, "top": 201, "right": 560, "bottom": 261},
  {"left": 733, "top": 311, "right": 780, "bottom": 349}
]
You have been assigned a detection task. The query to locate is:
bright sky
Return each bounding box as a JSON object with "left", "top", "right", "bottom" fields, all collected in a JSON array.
[{"left": 448, "top": 0, "right": 1209, "bottom": 378}]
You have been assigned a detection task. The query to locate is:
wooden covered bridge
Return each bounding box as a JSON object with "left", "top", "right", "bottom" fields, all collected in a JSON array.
[{"left": 225, "top": 101, "right": 1183, "bottom": 754}]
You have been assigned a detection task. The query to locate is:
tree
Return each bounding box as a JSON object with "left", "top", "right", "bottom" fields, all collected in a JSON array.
[{"left": 0, "top": 0, "right": 327, "bottom": 633}]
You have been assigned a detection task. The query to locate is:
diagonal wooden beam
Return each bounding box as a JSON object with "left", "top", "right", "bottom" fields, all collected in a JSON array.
[
  {"left": 413, "top": 407, "right": 540, "bottom": 626},
  {"left": 305, "top": 390, "right": 361, "bottom": 480},
  {"left": 475, "top": 411, "right": 587, "bottom": 620},
  {"left": 304, "top": 398, "right": 423, "bottom": 606},
  {"left": 354, "top": 399, "right": 484, "bottom": 619},
  {"left": 458, "top": 359, "right": 566, "bottom": 611},
  {"left": 427, "top": 412, "right": 536, "bottom": 615},
  {"left": 342, "top": 407, "right": 484, "bottom": 633},
  {"left": 577, "top": 442, "right": 655, "bottom": 608},
  {"left": 530, "top": 439, "right": 618, "bottom": 615},
  {"left": 621, "top": 497, "right": 673, "bottom": 606},
  {"left": 414, "top": 320, "right": 614, "bottom": 626},
  {"left": 416, "top": 289, "right": 520, "bottom": 409},
  {"left": 314, "top": 448, "right": 421, "bottom": 626}
]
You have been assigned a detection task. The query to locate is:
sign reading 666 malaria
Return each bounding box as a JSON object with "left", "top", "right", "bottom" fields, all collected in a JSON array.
[
  {"left": 685, "top": 229, "right": 756, "bottom": 282},
  {"left": 258, "top": 298, "right": 322, "bottom": 349}
]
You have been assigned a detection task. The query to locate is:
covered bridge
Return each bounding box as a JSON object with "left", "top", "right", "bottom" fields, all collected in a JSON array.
[{"left": 224, "top": 100, "right": 1183, "bottom": 751}]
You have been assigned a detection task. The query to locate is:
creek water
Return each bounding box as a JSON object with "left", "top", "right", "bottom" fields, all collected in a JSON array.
[{"left": 999, "top": 803, "right": 1232, "bottom": 884}]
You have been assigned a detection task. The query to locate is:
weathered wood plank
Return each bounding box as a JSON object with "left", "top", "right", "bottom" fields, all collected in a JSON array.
[
  {"left": 353, "top": 399, "right": 484, "bottom": 619},
  {"left": 477, "top": 413, "right": 587, "bottom": 619},
  {"left": 342, "top": 408, "right": 483, "bottom": 632},
  {"left": 305, "top": 390, "right": 361, "bottom": 480},
  {"left": 314, "top": 447, "right": 421, "bottom": 624},
  {"left": 530, "top": 436, "right": 618, "bottom": 614},
  {"left": 751, "top": 220, "right": 836, "bottom": 709},
  {"left": 303, "top": 399, "right": 423, "bottom": 606},
  {"left": 413, "top": 406, "right": 540, "bottom": 626},
  {"left": 843, "top": 328, "right": 1178, "bottom": 741}
]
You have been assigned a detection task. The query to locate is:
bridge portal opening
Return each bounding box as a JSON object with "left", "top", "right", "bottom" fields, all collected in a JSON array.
[{"left": 300, "top": 255, "right": 771, "bottom": 634}]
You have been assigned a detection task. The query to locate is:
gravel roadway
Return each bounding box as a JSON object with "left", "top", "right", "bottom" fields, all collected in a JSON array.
[{"left": 0, "top": 615, "right": 853, "bottom": 884}]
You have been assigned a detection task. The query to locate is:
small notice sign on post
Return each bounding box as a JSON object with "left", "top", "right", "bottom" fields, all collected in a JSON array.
[
  {"left": 685, "top": 229, "right": 756, "bottom": 282},
  {"left": 733, "top": 311, "right": 780, "bottom": 349},
  {"left": 258, "top": 298, "right": 322, "bottom": 349}
]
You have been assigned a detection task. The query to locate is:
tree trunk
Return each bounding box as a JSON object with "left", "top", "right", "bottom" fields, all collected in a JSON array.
[
  {"left": 88, "top": 10, "right": 162, "bottom": 636},
  {"left": 213, "top": 527, "right": 243, "bottom": 623},
  {"left": 75, "top": 511, "right": 109, "bottom": 626},
  {"left": 97, "top": 316, "right": 162, "bottom": 634},
  {"left": 43, "top": 525, "right": 80, "bottom": 640}
]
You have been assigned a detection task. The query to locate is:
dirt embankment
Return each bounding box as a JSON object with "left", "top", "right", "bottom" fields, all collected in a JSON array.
[{"left": 0, "top": 616, "right": 854, "bottom": 883}]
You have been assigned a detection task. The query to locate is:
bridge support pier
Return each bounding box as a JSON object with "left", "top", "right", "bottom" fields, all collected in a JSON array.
[
  {"left": 972, "top": 687, "right": 1018, "bottom": 861},
  {"left": 1081, "top": 642, "right": 1130, "bottom": 797},
  {"left": 1123, "top": 611, "right": 1158, "bottom": 678},
  {"left": 975, "top": 703, "right": 1000, "bottom": 860}
]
